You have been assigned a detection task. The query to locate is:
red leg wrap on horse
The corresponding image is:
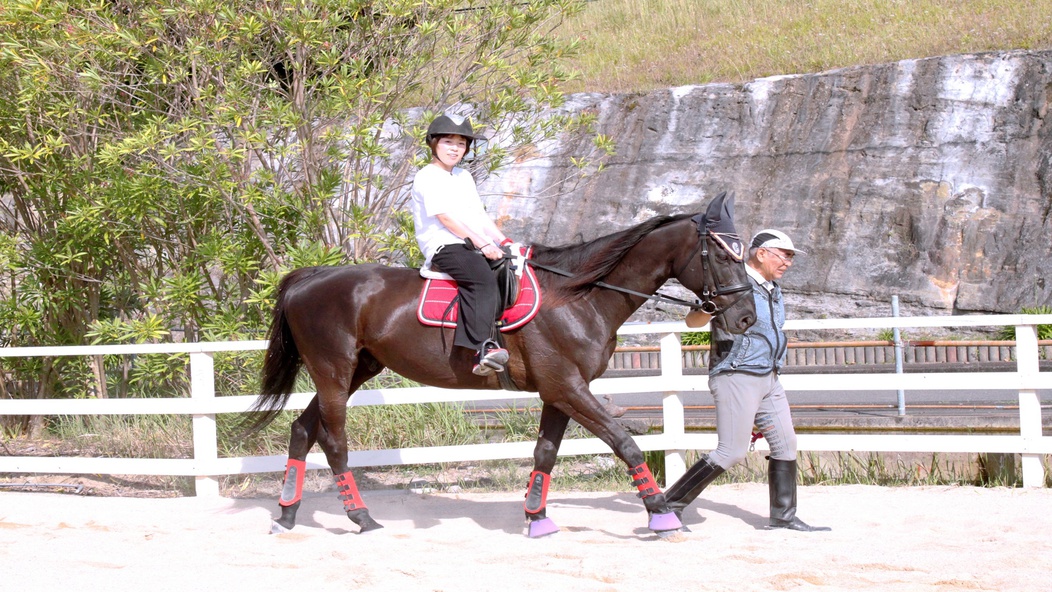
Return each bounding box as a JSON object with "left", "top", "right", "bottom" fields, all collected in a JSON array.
[
  {"left": 628, "top": 463, "right": 661, "bottom": 499},
  {"left": 523, "top": 470, "right": 551, "bottom": 514},
  {"left": 334, "top": 471, "right": 367, "bottom": 512},
  {"left": 279, "top": 458, "right": 306, "bottom": 507}
]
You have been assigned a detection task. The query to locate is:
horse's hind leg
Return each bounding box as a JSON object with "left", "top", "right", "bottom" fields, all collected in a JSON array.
[
  {"left": 314, "top": 411, "right": 383, "bottom": 533},
  {"left": 273, "top": 356, "right": 384, "bottom": 534},
  {"left": 523, "top": 404, "right": 571, "bottom": 537},
  {"left": 313, "top": 355, "right": 385, "bottom": 533},
  {"left": 272, "top": 396, "right": 323, "bottom": 532}
]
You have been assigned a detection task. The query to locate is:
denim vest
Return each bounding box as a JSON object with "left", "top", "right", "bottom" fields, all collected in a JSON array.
[{"left": 708, "top": 276, "right": 786, "bottom": 376}]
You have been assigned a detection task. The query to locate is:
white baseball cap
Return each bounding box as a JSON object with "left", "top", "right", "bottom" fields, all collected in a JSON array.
[{"left": 750, "top": 229, "right": 805, "bottom": 254}]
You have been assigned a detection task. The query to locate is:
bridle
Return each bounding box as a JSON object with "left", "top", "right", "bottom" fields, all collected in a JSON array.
[
  {"left": 525, "top": 216, "right": 753, "bottom": 318},
  {"left": 675, "top": 215, "right": 752, "bottom": 316}
]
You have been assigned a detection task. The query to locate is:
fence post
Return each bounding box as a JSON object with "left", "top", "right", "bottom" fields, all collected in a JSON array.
[
  {"left": 190, "top": 351, "right": 220, "bottom": 497},
  {"left": 892, "top": 296, "right": 906, "bottom": 415},
  {"left": 660, "top": 332, "right": 686, "bottom": 487},
  {"left": 1014, "top": 324, "right": 1044, "bottom": 488}
]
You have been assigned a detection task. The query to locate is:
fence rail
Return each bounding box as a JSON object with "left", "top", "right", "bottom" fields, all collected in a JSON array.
[{"left": 1, "top": 314, "right": 1050, "bottom": 495}]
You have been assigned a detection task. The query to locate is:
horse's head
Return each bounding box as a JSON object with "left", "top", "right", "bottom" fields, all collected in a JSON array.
[{"left": 674, "top": 191, "right": 756, "bottom": 334}]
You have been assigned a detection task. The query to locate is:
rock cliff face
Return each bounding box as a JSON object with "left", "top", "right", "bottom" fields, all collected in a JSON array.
[{"left": 478, "top": 50, "right": 1052, "bottom": 327}]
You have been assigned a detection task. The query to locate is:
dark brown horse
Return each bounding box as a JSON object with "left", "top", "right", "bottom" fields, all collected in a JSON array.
[{"left": 246, "top": 191, "right": 755, "bottom": 537}]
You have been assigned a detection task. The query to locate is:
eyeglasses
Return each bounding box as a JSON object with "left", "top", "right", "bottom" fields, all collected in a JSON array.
[{"left": 763, "top": 248, "right": 795, "bottom": 265}]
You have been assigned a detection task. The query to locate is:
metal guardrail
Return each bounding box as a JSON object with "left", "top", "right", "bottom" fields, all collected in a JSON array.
[{"left": 607, "top": 341, "right": 1052, "bottom": 374}]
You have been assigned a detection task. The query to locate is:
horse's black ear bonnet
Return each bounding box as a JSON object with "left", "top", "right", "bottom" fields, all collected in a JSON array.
[{"left": 691, "top": 191, "right": 744, "bottom": 262}]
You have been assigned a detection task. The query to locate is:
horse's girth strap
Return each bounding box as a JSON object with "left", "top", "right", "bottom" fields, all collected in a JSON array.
[
  {"left": 334, "top": 471, "right": 367, "bottom": 512},
  {"left": 628, "top": 463, "right": 661, "bottom": 499},
  {"left": 523, "top": 470, "right": 551, "bottom": 515},
  {"left": 279, "top": 458, "right": 306, "bottom": 507}
]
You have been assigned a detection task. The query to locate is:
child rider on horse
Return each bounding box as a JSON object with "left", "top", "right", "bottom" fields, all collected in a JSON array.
[{"left": 410, "top": 113, "right": 514, "bottom": 377}]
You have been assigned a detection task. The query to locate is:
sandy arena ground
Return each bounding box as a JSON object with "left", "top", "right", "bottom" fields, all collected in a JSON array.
[{"left": 2, "top": 483, "right": 1050, "bottom": 591}]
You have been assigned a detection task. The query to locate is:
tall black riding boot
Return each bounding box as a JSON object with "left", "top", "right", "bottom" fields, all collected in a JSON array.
[
  {"left": 665, "top": 454, "right": 725, "bottom": 524},
  {"left": 768, "top": 458, "right": 831, "bottom": 532}
]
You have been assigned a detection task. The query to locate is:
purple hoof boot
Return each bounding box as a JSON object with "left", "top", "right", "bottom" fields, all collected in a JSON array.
[
  {"left": 648, "top": 512, "right": 682, "bottom": 532},
  {"left": 526, "top": 517, "right": 560, "bottom": 538}
]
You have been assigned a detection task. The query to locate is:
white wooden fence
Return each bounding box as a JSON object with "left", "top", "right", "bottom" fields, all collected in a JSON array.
[{"left": 1, "top": 314, "right": 1049, "bottom": 495}]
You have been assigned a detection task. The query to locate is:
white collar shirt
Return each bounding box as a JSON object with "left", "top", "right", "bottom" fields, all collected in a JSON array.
[{"left": 746, "top": 264, "right": 774, "bottom": 293}]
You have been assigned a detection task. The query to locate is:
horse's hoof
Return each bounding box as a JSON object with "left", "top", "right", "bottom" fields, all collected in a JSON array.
[
  {"left": 655, "top": 529, "right": 689, "bottom": 542},
  {"left": 357, "top": 521, "right": 385, "bottom": 534},
  {"left": 648, "top": 511, "right": 682, "bottom": 532},
  {"left": 526, "top": 517, "right": 560, "bottom": 538},
  {"left": 347, "top": 508, "right": 384, "bottom": 533},
  {"left": 270, "top": 521, "right": 292, "bottom": 535}
]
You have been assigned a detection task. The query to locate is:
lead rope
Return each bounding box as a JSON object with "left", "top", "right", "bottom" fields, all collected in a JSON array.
[{"left": 749, "top": 431, "right": 764, "bottom": 452}]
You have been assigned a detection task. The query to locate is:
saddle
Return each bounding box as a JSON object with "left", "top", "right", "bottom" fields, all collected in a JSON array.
[
  {"left": 417, "top": 246, "right": 542, "bottom": 332},
  {"left": 490, "top": 255, "right": 520, "bottom": 312}
]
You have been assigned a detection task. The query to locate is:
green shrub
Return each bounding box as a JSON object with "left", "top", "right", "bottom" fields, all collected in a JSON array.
[
  {"left": 681, "top": 331, "right": 711, "bottom": 346},
  {"left": 876, "top": 328, "right": 894, "bottom": 342},
  {"left": 997, "top": 306, "right": 1052, "bottom": 341},
  {"left": 490, "top": 402, "right": 542, "bottom": 442}
]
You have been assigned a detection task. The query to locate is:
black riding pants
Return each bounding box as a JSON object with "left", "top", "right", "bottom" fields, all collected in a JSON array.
[{"left": 431, "top": 242, "right": 500, "bottom": 351}]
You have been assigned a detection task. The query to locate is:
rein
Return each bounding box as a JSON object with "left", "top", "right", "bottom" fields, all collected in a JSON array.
[
  {"left": 526, "top": 228, "right": 752, "bottom": 315},
  {"left": 526, "top": 259, "right": 703, "bottom": 309}
]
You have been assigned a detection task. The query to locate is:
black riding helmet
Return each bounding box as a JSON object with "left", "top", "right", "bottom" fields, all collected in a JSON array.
[{"left": 425, "top": 114, "right": 486, "bottom": 155}]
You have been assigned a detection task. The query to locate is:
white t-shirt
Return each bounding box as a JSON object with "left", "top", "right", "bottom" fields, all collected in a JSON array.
[{"left": 410, "top": 164, "right": 493, "bottom": 265}]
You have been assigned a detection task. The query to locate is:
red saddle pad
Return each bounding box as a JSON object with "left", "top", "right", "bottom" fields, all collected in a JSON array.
[{"left": 417, "top": 254, "right": 542, "bottom": 332}]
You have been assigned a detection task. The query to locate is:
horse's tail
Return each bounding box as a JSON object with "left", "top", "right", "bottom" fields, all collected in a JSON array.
[{"left": 241, "top": 270, "right": 309, "bottom": 435}]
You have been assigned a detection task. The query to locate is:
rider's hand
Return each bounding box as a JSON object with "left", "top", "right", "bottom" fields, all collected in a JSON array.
[
  {"left": 499, "top": 238, "right": 517, "bottom": 256},
  {"left": 480, "top": 243, "right": 504, "bottom": 260}
]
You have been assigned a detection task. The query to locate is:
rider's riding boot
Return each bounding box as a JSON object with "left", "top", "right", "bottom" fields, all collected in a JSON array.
[
  {"left": 472, "top": 340, "right": 509, "bottom": 376},
  {"left": 664, "top": 454, "right": 725, "bottom": 528},
  {"left": 767, "top": 458, "right": 831, "bottom": 532}
]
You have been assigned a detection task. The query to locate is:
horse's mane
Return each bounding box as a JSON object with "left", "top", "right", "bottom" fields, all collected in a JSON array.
[{"left": 529, "top": 213, "right": 693, "bottom": 304}]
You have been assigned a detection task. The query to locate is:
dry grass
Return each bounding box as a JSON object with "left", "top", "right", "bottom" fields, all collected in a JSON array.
[{"left": 561, "top": 0, "right": 1052, "bottom": 92}]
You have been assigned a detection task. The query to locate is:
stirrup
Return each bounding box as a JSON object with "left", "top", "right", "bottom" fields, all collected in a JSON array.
[
  {"left": 472, "top": 350, "right": 505, "bottom": 376},
  {"left": 480, "top": 340, "right": 509, "bottom": 366},
  {"left": 472, "top": 359, "right": 502, "bottom": 376}
]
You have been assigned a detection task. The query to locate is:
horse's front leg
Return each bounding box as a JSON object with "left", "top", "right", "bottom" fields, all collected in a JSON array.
[
  {"left": 556, "top": 382, "right": 682, "bottom": 536},
  {"left": 523, "top": 403, "right": 571, "bottom": 537}
]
